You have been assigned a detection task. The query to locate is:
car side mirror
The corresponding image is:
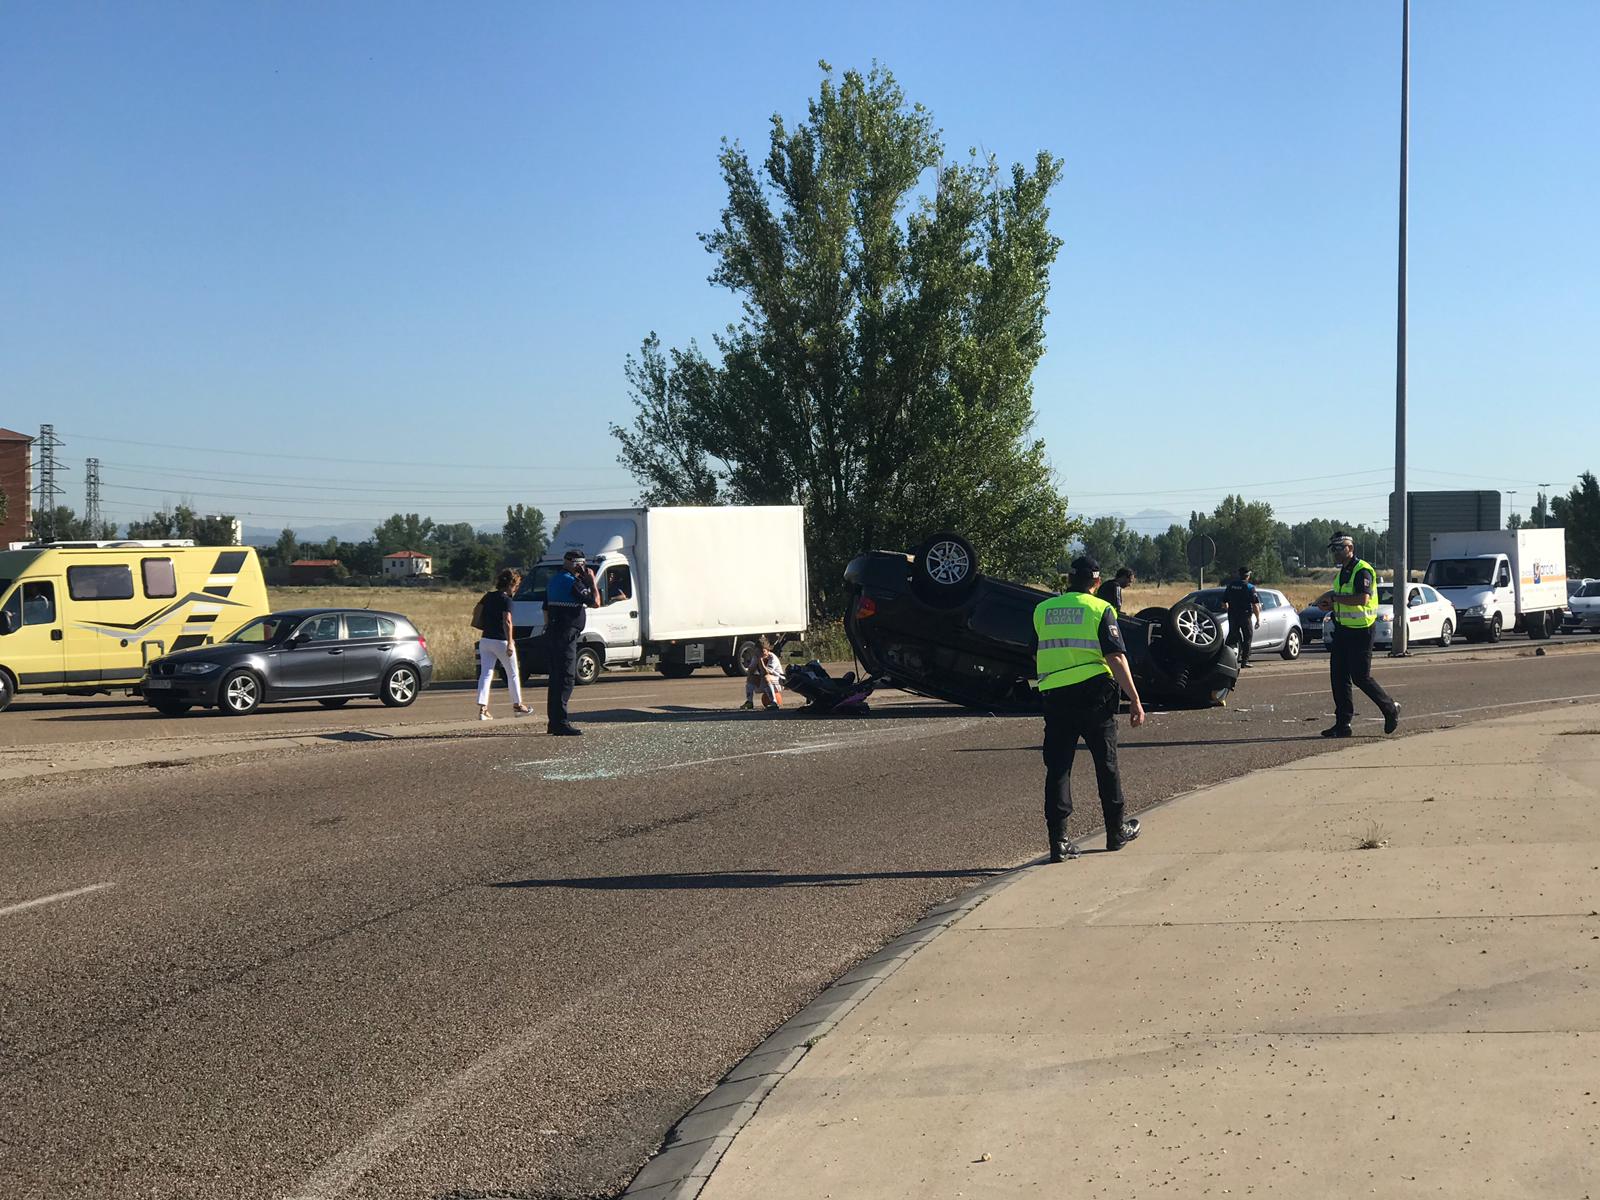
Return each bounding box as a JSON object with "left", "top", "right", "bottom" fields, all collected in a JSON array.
[{"left": 0, "top": 610, "right": 14, "bottom": 636}]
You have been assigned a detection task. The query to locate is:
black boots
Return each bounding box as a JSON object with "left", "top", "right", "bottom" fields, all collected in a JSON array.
[
  {"left": 1384, "top": 703, "right": 1401, "bottom": 734},
  {"left": 1321, "top": 724, "right": 1352, "bottom": 738}
]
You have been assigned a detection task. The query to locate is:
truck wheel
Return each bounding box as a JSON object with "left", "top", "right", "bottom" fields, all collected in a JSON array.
[
  {"left": 659, "top": 662, "right": 696, "bottom": 679},
  {"left": 1164, "top": 601, "right": 1225, "bottom": 664},
  {"left": 1438, "top": 619, "right": 1453, "bottom": 647},
  {"left": 911, "top": 531, "right": 979, "bottom": 608},
  {"left": 0, "top": 670, "right": 17, "bottom": 712},
  {"left": 575, "top": 644, "right": 604, "bottom": 686},
  {"left": 723, "top": 638, "right": 760, "bottom": 677},
  {"left": 1487, "top": 613, "right": 1503, "bottom": 643},
  {"left": 1528, "top": 612, "right": 1552, "bottom": 640}
]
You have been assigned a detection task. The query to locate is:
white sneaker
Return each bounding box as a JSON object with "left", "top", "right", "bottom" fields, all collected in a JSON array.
[{"left": 478, "top": 710, "right": 493, "bottom": 721}]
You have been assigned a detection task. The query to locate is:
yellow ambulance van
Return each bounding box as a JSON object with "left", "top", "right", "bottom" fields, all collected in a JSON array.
[{"left": 0, "top": 541, "right": 270, "bottom": 711}]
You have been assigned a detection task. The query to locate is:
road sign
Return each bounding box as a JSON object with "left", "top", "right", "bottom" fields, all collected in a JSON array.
[{"left": 1187, "top": 534, "right": 1216, "bottom": 588}]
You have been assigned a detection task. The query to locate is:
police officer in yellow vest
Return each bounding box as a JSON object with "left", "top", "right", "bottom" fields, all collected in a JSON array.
[
  {"left": 1314, "top": 532, "right": 1400, "bottom": 738},
  {"left": 1033, "top": 556, "right": 1147, "bottom": 862}
]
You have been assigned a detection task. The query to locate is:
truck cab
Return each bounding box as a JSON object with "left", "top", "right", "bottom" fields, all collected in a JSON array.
[
  {"left": 1423, "top": 553, "right": 1512, "bottom": 642},
  {"left": 511, "top": 518, "right": 643, "bottom": 683}
]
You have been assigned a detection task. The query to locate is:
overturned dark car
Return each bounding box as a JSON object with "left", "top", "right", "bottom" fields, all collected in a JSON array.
[{"left": 844, "top": 533, "right": 1239, "bottom": 712}]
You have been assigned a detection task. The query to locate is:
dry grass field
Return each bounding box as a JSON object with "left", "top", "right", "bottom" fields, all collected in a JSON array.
[
  {"left": 267, "top": 578, "right": 1331, "bottom": 681},
  {"left": 271, "top": 586, "right": 483, "bottom": 680}
]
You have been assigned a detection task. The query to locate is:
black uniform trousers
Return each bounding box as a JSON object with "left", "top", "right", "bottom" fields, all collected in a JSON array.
[
  {"left": 1328, "top": 622, "right": 1397, "bottom": 728},
  {"left": 1226, "top": 613, "right": 1254, "bottom": 667},
  {"left": 545, "top": 610, "right": 584, "bottom": 728},
  {"left": 1042, "top": 675, "right": 1125, "bottom": 842}
]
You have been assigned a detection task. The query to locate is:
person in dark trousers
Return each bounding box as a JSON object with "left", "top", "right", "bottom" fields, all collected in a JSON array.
[
  {"left": 1314, "top": 532, "right": 1400, "bottom": 738},
  {"left": 543, "top": 549, "right": 600, "bottom": 736},
  {"left": 1222, "top": 565, "right": 1262, "bottom": 668},
  {"left": 1097, "top": 566, "right": 1134, "bottom": 616},
  {"left": 1032, "top": 556, "right": 1147, "bottom": 862}
]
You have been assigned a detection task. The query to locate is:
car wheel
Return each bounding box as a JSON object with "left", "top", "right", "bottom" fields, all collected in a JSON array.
[
  {"left": 381, "top": 664, "right": 420, "bottom": 707},
  {"left": 911, "top": 531, "right": 979, "bottom": 608},
  {"left": 0, "top": 670, "right": 14, "bottom": 713},
  {"left": 1164, "top": 601, "right": 1224, "bottom": 663},
  {"left": 658, "top": 662, "right": 696, "bottom": 679},
  {"left": 1135, "top": 606, "right": 1169, "bottom": 623},
  {"left": 150, "top": 699, "right": 193, "bottom": 716},
  {"left": 1438, "top": 619, "right": 1453, "bottom": 648},
  {"left": 1280, "top": 627, "right": 1302, "bottom": 660},
  {"left": 219, "top": 670, "right": 263, "bottom": 716},
  {"left": 319, "top": 697, "right": 351, "bottom": 709},
  {"left": 575, "top": 644, "right": 604, "bottom": 686},
  {"left": 1487, "top": 612, "right": 1503, "bottom": 643}
]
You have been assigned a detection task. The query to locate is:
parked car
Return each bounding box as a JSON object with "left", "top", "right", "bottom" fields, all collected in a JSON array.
[
  {"left": 1321, "top": 582, "right": 1457, "bottom": 649},
  {"left": 1298, "top": 603, "right": 1328, "bottom": 644},
  {"left": 843, "top": 532, "right": 1239, "bottom": 712},
  {"left": 1562, "top": 579, "right": 1600, "bottom": 634},
  {"left": 141, "top": 608, "right": 432, "bottom": 716},
  {"left": 1178, "top": 586, "right": 1304, "bottom": 660}
]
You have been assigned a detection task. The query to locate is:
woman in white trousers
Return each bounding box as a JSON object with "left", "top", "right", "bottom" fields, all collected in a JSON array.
[{"left": 477, "top": 568, "right": 532, "bottom": 720}]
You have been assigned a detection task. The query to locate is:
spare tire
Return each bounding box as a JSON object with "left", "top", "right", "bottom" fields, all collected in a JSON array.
[
  {"left": 1164, "top": 601, "right": 1225, "bottom": 663},
  {"left": 911, "top": 531, "right": 979, "bottom": 608}
]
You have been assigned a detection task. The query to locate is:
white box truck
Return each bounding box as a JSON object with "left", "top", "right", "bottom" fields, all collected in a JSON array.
[
  {"left": 1423, "top": 528, "right": 1568, "bottom": 642},
  {"left": 510, "top": 506, "right": 809, "bottom": 684}
]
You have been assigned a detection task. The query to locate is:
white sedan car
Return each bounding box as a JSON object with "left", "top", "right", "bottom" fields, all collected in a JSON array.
[{"left": 1323, "top": 582, "right": 1458, "bottom": 648}]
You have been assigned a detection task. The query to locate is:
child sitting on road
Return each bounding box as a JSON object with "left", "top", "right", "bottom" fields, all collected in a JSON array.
[{"left": 741, "top": 637, "right": 785, "bottom": 710}]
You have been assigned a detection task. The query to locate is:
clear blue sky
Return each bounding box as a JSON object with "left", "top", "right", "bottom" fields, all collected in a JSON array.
[{"left": 4, "top": 0, "right": 1596, "bottom": 539}]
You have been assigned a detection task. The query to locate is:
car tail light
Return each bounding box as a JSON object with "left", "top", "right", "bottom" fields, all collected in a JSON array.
[
  {"left": 856, "top": 596, "right": 877, "bottom": 620},
  {"left": 418, "top": 634, "right": 428, "bottom": 651}
]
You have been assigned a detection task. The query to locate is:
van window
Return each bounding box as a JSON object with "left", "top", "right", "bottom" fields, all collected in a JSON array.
[
  {"left": 22, "top": 582, "right": 56, "bottom": 625},
  {"left": 142, "top": 558, "right": 177, "bottom": 599},
  {"left": 68, "top": 564, "right": 135, "bottom": 601}
]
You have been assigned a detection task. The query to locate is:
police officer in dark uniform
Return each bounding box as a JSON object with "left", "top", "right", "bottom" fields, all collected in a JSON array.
[
  {"left": 1033, "top": 556, "right": 1148, "bottom": 861},
  {"left": 544, "top": 549, "right": 599, "bottom": 736},
  {"left": 1222, "top": 565, "right": 1261, "bottom": 669}
]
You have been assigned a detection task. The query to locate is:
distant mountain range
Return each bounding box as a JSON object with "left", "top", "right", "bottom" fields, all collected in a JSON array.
[{"left": 1091, "top": 509, "right": 1186, "bottom": 536}]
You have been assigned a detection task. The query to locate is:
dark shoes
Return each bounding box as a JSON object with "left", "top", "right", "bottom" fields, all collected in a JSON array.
[
  {"left": 1049, "top": 839, "right": 1081, "bottom": 863},
  {"left": 1384, "top": 704, "right": 1401, "bottom": 735},
  {"left": 550, "top": 724, "right": 584, "bottom": 737},
  {"left": 1321, "top": 724, "right": 1353, "bottom": 738},
  {"left": 1106, "top": 818, "right": 1141, "bottom": 852}
]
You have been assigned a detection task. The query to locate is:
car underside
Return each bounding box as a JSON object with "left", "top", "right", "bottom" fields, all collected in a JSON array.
[{"left": 843, "top": 534, "right": 1239, "bottom": 713}]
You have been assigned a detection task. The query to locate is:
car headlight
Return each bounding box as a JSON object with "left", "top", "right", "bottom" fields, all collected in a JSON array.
[
  {"left": 177, "top": 662, "right": 221, "bottom": 675},
  {"left": 1462, "top": 605, "right": 1485, "bottom": 617}
]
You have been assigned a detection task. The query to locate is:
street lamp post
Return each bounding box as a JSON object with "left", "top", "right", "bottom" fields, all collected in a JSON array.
[
  {"left": 1508, "top": 490, "right": 1519, "bottom": 526},
  {"left": 1391, "top": 0, "right": 1412, "bottom": 656},
  {"left": 1537, "top": 483, "right": 1552, "bottom": 527}
]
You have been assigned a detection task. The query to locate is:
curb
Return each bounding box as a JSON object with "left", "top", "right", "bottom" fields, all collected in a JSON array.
[{"left": 616, "top": 865, "right": 1037, "bottom": 1198}]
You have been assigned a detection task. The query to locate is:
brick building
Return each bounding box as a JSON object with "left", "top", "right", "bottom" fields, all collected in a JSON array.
[{"left": 0, "top": 427, "right": 33, "bottom": 547}]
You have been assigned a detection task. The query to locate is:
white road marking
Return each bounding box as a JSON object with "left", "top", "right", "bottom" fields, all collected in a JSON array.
[
  {"left": 1284, "top": 683, "right": 1412, "bottom": 698},
  {"left": 766, "top": 741, "right": 850, "bottom": 756},
  {"left": 0, "top": 882, "right": 113, "bottom": 917}
]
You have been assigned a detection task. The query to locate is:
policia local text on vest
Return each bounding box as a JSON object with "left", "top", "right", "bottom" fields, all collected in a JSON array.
[
  {"left": 1313, "top": 533, "right": 1400, "bottom": 739},
  {"left": 1032, "top": 556, "right": 1148, "bottom": 862}
]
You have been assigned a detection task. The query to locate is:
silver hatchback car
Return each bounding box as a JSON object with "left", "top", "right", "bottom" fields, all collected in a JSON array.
[
  {"left": 1179, "top": 587, "right": 1305, "bottom": 659},
  {"left": 141, "top": 607, "right": 433, "bottom": 716}
]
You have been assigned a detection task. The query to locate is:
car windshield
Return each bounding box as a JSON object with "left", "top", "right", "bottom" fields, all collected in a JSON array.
[
  {"left": 226, "top": 615, "right": 296, "bottom": 644},
  {"left": 1580, "top": 582, "right": 1600, "bottom": 599},
  {"left": 1424, "top": 558, "right": 1495, "bottom": 588}
]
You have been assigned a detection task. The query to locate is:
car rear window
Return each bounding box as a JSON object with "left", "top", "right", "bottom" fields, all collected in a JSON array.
[
  {"left": 345, "top": 613, "right": 382, "bottom": 639},
  {"left": 68, "top": 564, "right": 135, "bottom": 601},
  {"left": 378, "top": 616, "right": 398, "bottom": 637}
]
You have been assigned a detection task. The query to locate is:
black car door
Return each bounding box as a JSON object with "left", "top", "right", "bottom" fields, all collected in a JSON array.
[{"left": 273, "top": 613, "right": 346, "bottom": 695}]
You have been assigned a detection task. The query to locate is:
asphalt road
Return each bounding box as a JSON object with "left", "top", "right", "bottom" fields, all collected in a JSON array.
[{"left": 5, "top": 643, "right": 1600, "bottom": 1199}]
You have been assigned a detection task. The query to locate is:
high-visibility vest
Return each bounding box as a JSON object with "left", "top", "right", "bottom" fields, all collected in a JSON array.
[
  {"left": 1034, "top": 591, "right": 1114, "bottom": 692},
  {"left": 1333, "top": 558, "right": 1379, "bottom": 629}
]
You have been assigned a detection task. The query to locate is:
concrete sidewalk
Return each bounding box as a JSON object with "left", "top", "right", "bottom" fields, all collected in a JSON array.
[{"left": 679, "top": 704, "right": 1600, "bottom": 1198}]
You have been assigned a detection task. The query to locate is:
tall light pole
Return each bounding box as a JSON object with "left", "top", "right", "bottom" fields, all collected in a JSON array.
[
  {"left": 1537, "top": 483, "right": 1551, "bottom": 526},
  {"left": 1508, "top": 489, "right": 1518, "bottom": 526},
  {"left": 1391, "top": 0, "right": 1412, "bottom": 655}
]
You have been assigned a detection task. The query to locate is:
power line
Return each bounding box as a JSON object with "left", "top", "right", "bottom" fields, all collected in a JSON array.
[
  {"left": 31, "top": 424, "right": 67, "bottom": 540},
  {"left": 97, "top": 462, "right": 638, "bottom": 497},
  {"left": 61, "top": 430, "right": 627, "bottom": 472}
]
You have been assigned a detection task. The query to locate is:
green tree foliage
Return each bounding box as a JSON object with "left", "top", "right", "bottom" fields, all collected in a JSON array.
[
  {"left": 612, "top": 62, "right": 1079, "bottom": 614},
  {"left": 126, "top": 505, "right": 238, "bottom": 544},
  {"left": 273, "top": 528, "right": 299, "bottom": 567},
  {"left": 503, "top": 503, "right": 549, "bottom": 567},
  {"left": 1552, "top": 472, "right": 1600, "bottom": 576},
  {"left": 1189, "top": 495, "right": 1281, "bottom": 581},
  {"left": 372, "top": 513, "right": 436, "bottom": 555}
]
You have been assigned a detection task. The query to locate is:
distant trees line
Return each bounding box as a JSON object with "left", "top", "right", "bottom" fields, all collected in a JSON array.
[{"left": 266, "top": 505, "right": 550, "bottom": 582}]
